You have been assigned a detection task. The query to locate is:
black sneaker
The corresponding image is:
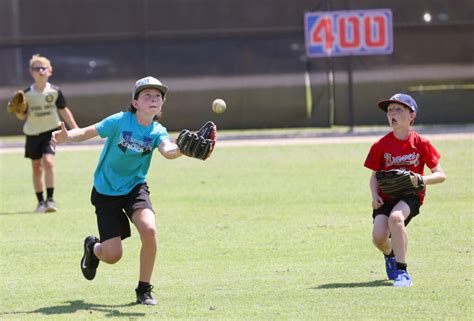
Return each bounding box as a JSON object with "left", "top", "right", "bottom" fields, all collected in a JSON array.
[
  {"left": 81, "top": 235, "right": 100, "bottom": 280},
  {"left": 135, "top": 284, "right": 157, "bottom": 305}
]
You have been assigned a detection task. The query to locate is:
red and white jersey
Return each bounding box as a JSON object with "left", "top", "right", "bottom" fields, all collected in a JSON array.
[
  {"left": 364, "top": 131, "right": 440, "bottom": 203},
  {"left": 23, "top": 82, "right": 67, "bottom": 135}
]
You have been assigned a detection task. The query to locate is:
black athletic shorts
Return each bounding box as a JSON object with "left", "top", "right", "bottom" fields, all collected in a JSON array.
[
  {"left": 90, "top": 183, "right": 154, "bottom": 242},
  {"left": 372, "top": 196, "right": 421, "bottom": 226},
  {"left": 24, "top": 130, "right": 57, "bottom": 160}
]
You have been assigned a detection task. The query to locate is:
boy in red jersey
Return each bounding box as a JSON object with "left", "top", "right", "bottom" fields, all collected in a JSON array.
[{"left": 364, "top": 93, "right": 446, "bottom": 287}]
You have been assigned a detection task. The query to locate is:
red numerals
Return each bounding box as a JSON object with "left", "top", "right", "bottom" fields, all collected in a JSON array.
[
  {"left": 339, "top": 16, "right": 360, "bottom": 49},
  {"left": 364, "top": 16, "right": 386, "bottom": 47},
  {"left": 307, "top": 10, "right": 392, "bottom": 56},
  {"left": 311, "top": 17, "right": 335, "bottom": 50}
]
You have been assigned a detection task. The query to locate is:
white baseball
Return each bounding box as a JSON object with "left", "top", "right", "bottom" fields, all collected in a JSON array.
[{"left": 212, "top": 98, "right": 226, "bottom": 113}]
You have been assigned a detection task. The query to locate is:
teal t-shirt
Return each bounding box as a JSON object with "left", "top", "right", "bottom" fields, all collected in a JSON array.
[{"left": 93, "top": 111, "right": 169, "bottom": 196}]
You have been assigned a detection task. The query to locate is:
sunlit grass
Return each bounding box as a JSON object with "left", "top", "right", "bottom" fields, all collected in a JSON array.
[{"left": 0, "top": 137, "right": 472, "bottom": 320}]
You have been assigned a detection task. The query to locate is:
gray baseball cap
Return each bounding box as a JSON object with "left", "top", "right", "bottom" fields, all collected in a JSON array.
[
  {"left": 132, "top": 76, "right": 168, "bottom": 99},
  {"left": 378, "top": 93, "right": 418, "bottom": 113}
]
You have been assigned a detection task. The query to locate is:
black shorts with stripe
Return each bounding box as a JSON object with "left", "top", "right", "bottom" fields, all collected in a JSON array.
[{"left": 24, "top": 130, "right": 56, "bottom": 160}]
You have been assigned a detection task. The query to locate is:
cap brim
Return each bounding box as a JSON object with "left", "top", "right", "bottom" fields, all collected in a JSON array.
[
  {"left": 377, "top": 100, "right": 413, "bottom": 112},
  {"left": 135, "top": 84, "right": 168, "bottom": 98}
]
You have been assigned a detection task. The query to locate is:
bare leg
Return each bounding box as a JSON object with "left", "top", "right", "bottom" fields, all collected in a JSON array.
[
  {"left": 388, "top": 201, "right": 411, "bottom": 264},
  {"left": 94, "top": 236, "right": 122, "bottom": 264},
  {"left": 31, "top": 159, "right": 44, "bottom": 193},
  {"left": 132, "top": 208, "right": 157, "bottom": 283},
  {"left": 42, "top": 154, "right": 55, "bottom": 189},
  {"left": 372, "top": 215, "right": 392, "bottom": 255}
]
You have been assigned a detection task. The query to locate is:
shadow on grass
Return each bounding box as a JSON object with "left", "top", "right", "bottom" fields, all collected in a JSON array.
[
  {"left": 311, "top": 280, "right": 391, "bottom": 289},
  {"left": 0, "top": 211, "right": 35, "bottom": 215},
  {"left": 0, "top": 300, "right": 146, "bottom": 318}
]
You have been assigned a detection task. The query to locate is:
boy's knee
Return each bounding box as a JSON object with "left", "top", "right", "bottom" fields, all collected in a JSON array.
[
  {"left": 102, "top": 249, "right": 122, "bottom": 264},
  {"left": 32, "top": 163, "right": 43, "bottom": 173},
  {"left": 388, "top": 212, "right": 404, "bottom": 226},
  {"left": 372, "top": 234, "right": 386, "bottom": 247},
  {"left": 43, "top": 160, "right": 54, "bottom": 171},
  {"left": 140, "top": 226, "right": 157, "bottom": 245},
  {"left": 142, "top": 223, "right": 157, "bottom": 237}
]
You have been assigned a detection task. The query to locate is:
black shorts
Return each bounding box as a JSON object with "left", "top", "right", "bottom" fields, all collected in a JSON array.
[
  {"left": 24, "top": 130, "right": 57, "bottom": 160},
  {"left": 90, "top": 183, "right": 154, "bottom": 242},
  {"left": 372, "top": 196, "right": 421, "bottom": 226}
]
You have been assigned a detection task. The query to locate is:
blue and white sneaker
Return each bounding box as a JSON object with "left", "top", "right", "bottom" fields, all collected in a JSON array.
[
  {"left": 393, "top": 270, "right": 413, "bottom": 287},
  {"left": 384, "top": 256, "right": 397, "bottom": 280}
]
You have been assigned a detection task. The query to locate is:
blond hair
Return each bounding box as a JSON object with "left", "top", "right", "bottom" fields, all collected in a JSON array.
[{"left": 29, "top": 54, "right": 52, "bottom": 72}]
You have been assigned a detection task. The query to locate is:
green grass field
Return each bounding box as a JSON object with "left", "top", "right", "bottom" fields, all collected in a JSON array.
[{"left": 0, "top": 136, "right": 472, "bottom": 320}]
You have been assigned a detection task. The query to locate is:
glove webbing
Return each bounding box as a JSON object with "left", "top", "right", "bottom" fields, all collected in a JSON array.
[{"left": 178, "top": 130, "right": 212, "bottom": 159}]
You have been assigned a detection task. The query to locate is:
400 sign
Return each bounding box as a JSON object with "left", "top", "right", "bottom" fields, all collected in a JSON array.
[{"left": 305, "top": 9, "right": 393, "bottom": 58}]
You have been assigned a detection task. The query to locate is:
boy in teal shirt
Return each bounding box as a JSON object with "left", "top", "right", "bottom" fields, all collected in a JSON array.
[{"left": 53, "top": 76, "right": 183, "bottom": 305}]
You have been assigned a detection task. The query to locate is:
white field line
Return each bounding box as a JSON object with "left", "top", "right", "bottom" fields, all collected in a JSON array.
[
  {"left": 217, "top": 132, "right": 472, "bottom": 147},
  {"left": 0, "top": 132, "right": 471, "bottom": 154}
]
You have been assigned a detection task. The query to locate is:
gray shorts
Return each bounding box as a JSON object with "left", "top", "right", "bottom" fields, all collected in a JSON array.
[{"left": 90, "top": 183, "right": 154, "bottom": 242}]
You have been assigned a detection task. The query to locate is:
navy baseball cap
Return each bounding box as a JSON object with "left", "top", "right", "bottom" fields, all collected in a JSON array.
[
  {"left": 132, "top": 76, "right": 168, "bottom": 99},
  {"left": 378, "top": 93, "right": 418, "bottom": 113}
]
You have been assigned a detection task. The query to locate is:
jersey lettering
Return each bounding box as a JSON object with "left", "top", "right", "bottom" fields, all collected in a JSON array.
[
  {"left": 384, "top": 152, "right": 420, "bottom": 167},
  {"left": 118, "top": 131, "right": 153, "bottom": 155}
]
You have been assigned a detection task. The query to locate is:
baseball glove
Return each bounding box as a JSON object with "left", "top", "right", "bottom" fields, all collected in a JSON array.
[
  {"left": 176, "top": 121, "right": 216, "bottom": 160},
  {"left": 7, "top": 90, "right": 28, "bottom": 114},
  {"left": 376, "top": 169, "right": 424, "bottom": 199}
]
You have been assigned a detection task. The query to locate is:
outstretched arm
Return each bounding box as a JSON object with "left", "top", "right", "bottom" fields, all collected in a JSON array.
[
  {"left": 52, "top": 121, "right": 98, "bottom": 144},
  {"left": 158, "top": 139, "right": 182, "bottom": 159}
]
